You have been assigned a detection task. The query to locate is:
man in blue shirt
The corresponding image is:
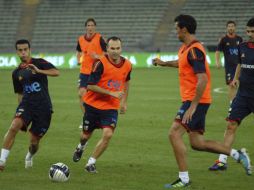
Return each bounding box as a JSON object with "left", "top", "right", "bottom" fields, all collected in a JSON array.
[
  {"left": 209, "top": 18, "right": 254, "bottom": 174},
  {"left": 0, "top": 39, "right": 59, "bottom": 171}
]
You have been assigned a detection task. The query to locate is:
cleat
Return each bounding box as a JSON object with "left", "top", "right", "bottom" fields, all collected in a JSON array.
[
  {"left": 0, "top": 159, "right": 6, "bottom": 171},
  {"left": 209, "top": 160, "right": 227, "bottom": 171},
  {"left": 79, "top": 124, "right": 83, "bottom": 129},
  {"left": 73, "top": 148, "right": 84, "bottom": 162},
  {"left": 165, "top": 178, "right": 191, "bottom": 188},
  {"left": 85, "top": 164, "right": 97, "bottom": 173},
  {"left": 25, "top": 158, "right": 33, "bottom": 169},
  {"left": 238, "top": 148, "right": 252, "bottom": 175}
]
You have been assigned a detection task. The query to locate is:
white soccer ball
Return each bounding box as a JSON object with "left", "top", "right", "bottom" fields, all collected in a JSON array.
[{"left": 49, "top": 162, "right": 70, "bottom": 182}]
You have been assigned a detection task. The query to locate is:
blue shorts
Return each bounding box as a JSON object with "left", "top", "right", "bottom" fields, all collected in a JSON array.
[
  {"left": 82, "top": 103, "right": 118, "bottom": 134},
  {"left": 225, "top": 64, "right": 237, "bottom": 85},
  {"left": 78, "top": 73, "right": 90, "bottom": 88},
  {"left": 227, "top": 95, "right": 254, "bottom": 125},
  {"left": 175, "top": 101, "right": 210, "bottom": 134},
  {"left": 15, "top": 103, "right": 52, "bottom": 138}
]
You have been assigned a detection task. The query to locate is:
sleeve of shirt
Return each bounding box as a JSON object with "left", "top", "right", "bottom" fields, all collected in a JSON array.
[
  {"left": 76, "top": 41, "right": 81, "bottom": 52},
  {"left": 237, "top": 45, "right": 242, "bottom": 64},
  {"left": 87, "top": 61, "right": 104, "bottom": 85},
  {"left": 126, "top": 69, "right": 132, "bottom": 81},
  {"left": 12, "top": 70, "right": 23, "bottom": 93},
  {"left": 216, "top": 37, "right": 224, "bottom": 51},
  {"left": 100, "top": 37, "right": 107, "bottom": 52},
  {"left": 187, "top": 47, "right": 206, "bottom": 73},
  {"left": 38, "top": 59, "right": 57, "bottom": 70}
]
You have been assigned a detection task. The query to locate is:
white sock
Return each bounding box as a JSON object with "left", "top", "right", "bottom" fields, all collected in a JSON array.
[
  {"left": 25, "top": 151, "right": 33, "bottom": 160},
  {"left": 77, "top": 143, "right": 87, "bottom": 150},
  {"left": 230, "top": 149, "right": 239, "bottom": 161},
  {"left": 87, "top": 157, "right": 96, "bottom": 165},
  {"left": 179, "top": 171, "right": 189, "bottom": 183},
  {"left": 218, "top": 154, "right": 228, "bottom": 163},
  {"left": 0, "top": 149, "right": 10, "bottom": 162}
]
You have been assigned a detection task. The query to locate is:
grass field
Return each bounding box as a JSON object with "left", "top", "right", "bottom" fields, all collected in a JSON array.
[{"left": 0, "top": 67, "right": 253, "bottom": 190}]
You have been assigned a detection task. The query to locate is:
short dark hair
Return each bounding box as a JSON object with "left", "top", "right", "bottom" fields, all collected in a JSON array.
[
  {"left": 174, "top": 14, "right": 197, "bottom": 34},
  {"left": 85, "top": 18, "right": 96, "bottom": 26},
  {"left": 15, "top": 39, "right": 30, "bottom": 49},
  {"left": 106, "top": 36, "right": 122, "bottom": 44},
  {"left": 226, "top": 20, "right": 236, "bottom": 26},
  {"left": 247, "top": 17, "right": 254, "bottom": 27}
]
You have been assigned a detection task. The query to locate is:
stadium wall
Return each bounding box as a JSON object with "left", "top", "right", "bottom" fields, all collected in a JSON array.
[{"left": 0, "top": 52, "right": 222, "bottom": 69}]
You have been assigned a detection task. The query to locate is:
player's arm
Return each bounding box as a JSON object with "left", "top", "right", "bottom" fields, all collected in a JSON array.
[
  {"left": 152, "top": 58, "right": 178, "bottom": 67},
  {"left": 215, "top": 37, "right": 223, "bottom": 68},
  {"left": 182, "top": 47, "right": 208, "bottom": 124},
  {"left": 215, "top": 50, "right": 221, "bottom": 68},
  {"left": 76, "top": 41, "right": 82, "bottom": 65},
  {"left": 12, "top": 70, "right": 23, "bottom": 103},
  {"left": 28, "top": 64, "right": 59, "bottom": 76},
  {"left": 120, "top": 70, "right": 131, "bottom": 114},
  {"left": 87, "top": 61, "right": 124, "bottom": 99},
  {"left": 231, "top": 64, "right": 241, "bottom": 88}
]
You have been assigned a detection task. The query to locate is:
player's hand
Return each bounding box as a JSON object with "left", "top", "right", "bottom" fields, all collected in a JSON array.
[
  {"left": 110, "top": 91, "right": 124, "bottom": 99},
  {"left": 28, "top": 64, "right": 40, "bottom": 74},
  {"left": 90, "top": 52, "right": 100, "bottom": 60},
  {"left": 230, "top": 79, "right": 239, "bottom": 88},
  {"left": 120, "top": 103, "right": 127, "bottom": 114},
  {"left": 152, "top": 58, "right": 164, "bottom": 66},
  {"left": 182, "top": 104, "right": 197, "bottom": 124}
]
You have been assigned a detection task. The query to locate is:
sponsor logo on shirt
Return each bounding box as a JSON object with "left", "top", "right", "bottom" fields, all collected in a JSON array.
[{"left": 24, "top": 82, "right": 41, "bottom": 93}]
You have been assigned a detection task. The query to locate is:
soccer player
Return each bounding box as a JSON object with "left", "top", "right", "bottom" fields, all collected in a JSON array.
[
  {"left": 72, "top": 36, "right": 132, "bottom": 173},
  {"left": 0, "top": 39, "right": 59, "bottom": 171},
  {"left": 209, "top": 17, "right": 254, "bottom": 173},
  {"left": 152, "top": 15, "right": 251, "bottom": 188},
  {"left": 76, "top": 18, "right": 107, "bottom": 115},
  {"left": 215, "top": 21, "right": 243, "bottom": 103}
]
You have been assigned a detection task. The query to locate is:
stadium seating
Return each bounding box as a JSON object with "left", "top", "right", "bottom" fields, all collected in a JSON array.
[
  {"left": 0, "top": 0, "right": 22, "bottom": 52},
  {"left": 1, "top": 0, "right": 254, "bottom": 53},
  {"left": 163, "top": 0, "right": 254, "bottom": 51},
  {"left": 32, "top": 0, "right": 169, "bottom": 52}
]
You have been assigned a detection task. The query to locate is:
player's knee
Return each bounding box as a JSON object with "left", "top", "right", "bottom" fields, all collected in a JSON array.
[
  {"left": 168, "top": 129, "right": 179, "bottom": 140},
  {"left": 102, "top": 129, "right": 113, "bottom": 141},
  {"left": 226, "top": 122, "right": 238, "bottom": 133}
]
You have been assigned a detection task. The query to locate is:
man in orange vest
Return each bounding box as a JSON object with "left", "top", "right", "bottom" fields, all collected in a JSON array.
[
  {"left": 72, "top": 36, "right": 132, "bottom": 173},
  {"left": 153, "top": 14, "right": 251, "bottom": 188},
  {"left": 76, "top": 18, "right": 106, "bottom": 115}
]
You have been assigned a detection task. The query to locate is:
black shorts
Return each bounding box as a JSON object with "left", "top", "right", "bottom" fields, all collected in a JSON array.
[
  {"left": 175, "top": 101, "right": 210, "bottom": 134},
  {"left": 225, "top": 64, "right": 237, "bottom": 85},
  {"left": 15, "top": 103, "right": 52, "bottom": 137},
  {"left": 82, "top": 103, "right": 118, "bottom": 134},
  {"left": 78, "top": 73, "right": 90, "bottom": 88},
  {"left": 227, "top": 95, "right": 254, "bottom": 125}
]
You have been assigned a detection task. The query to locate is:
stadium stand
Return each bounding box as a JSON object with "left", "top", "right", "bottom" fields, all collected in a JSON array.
[
  {"left": 32, "top": 0, "right": 169, "bottom": 52},
  {"left": 0, "top": 0, "right": 22, "bottom": 52},
  {"left": 163, "top": 0, "right": 254, "bottom": 52},
  {"left": 1, "top": 0, "right": 254, "bottom": 53}
]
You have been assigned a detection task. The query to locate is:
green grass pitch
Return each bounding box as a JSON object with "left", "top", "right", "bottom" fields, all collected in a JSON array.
[{"left": 0, "top": 67, "right": 253, "bottom": 190}]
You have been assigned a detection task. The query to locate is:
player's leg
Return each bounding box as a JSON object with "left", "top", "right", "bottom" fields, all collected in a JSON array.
[
  {"left": 209, "top": 96, "right": 251, "bottom": 173},
  {"left": 73, "top": 104, "right": 96, "bottom": 162},
  {"left": 25, "top": 110, "right": 52, "bottom": 168},
  {"left": 0, "top": 118, "right": 24, "bottom": 170},
  {"left": 85, "top": 109, "right": 117, "bottom": 173},
  {"left": 165, "top": 102, "right": 192, "bottom": 188},
  {"left": 25, "top": 133, "right": 40, "bottom": 168},
  {"left": 85, "top": 127, "right": 114, "bottom": 173}
]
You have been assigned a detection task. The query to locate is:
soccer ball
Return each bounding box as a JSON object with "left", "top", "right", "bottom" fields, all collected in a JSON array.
[{"left": 49, "top": 162, "right": 70, "bottom": 182}]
